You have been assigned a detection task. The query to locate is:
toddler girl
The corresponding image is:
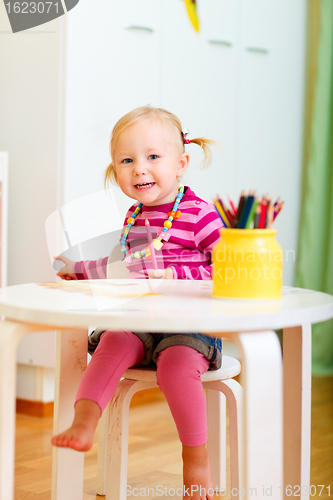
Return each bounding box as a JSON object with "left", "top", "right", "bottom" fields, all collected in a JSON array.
[{"left": 52, "top": 106, "right": 223, "bottom": 500}]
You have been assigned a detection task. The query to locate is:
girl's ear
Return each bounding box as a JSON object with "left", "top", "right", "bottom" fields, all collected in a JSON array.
[{"left": 177, "top": 152, "right": 190, "bottom": 178}]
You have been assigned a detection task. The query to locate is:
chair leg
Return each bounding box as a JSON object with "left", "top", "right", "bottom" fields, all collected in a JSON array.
[
  {"left": 204, "top": 379, "right": 243, "bottom": 499},
  {"left": 206, "top": 389, "right": 227, "bottom": 493},
  {"left": 96, "top": 403, "right": 109, "bottom": 496},
  {"left": 105, "top": 379, "right": 157, "bottom": 500}
]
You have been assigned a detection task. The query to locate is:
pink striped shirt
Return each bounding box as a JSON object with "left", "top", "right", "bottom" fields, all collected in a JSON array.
[{"left": 73, "top": 187, "right": 223, "bottom": 280}]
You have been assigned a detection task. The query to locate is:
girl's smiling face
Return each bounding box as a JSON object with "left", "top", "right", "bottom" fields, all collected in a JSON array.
[{"left": 113, "top": 119, "right": 189, "bottom": 206}]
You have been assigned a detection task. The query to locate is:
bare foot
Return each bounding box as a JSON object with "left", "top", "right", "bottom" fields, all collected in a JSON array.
[
  {"left": 182, "top": 444, "right": 214, "bottom": 500},
  {"left": 51, "top": 399, "right": 100, "bottom": 451},
  {"left": 51, "top": 422, "right": 96, "bottom": 451}
]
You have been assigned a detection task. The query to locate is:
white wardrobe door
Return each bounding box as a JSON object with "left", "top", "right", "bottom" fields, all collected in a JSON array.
[
  {"left": 237, "top": 0, "right": 306, "bottom": 284},
  {"left": 64, "top": 0, "right": 162, "bottom": 202},
  {"left": 160, "top": 0, "right": 238, "bottom": 203},
  {"left": 103, "top": 0, "right": 162, "bottom": 117}
]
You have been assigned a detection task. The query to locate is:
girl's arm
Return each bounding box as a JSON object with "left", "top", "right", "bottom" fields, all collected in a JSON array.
[
  {"left": 54, "top": 256, "right": 109, "bottom": 280},
  {"left": 73, "top": 257, "right": 109, "bottom": 280}
]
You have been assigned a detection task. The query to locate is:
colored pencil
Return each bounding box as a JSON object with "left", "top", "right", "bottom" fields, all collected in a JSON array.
[
  {"left": 253, "top": 204, "right": 261, "bottom": 228},
  {"left": 234, "top": 191, "right": 245, "bottom": 227},
  {"left": 236, "top": 196, "right": 249, "bottom": 228},
  {"left": 218, "top": 195, "right": 234, "bottom": 227},
  {"left": 258, "top": 198, "right": 267, "bottom": 229},
  {"left": 214, "top": 204, "right": 227, "bottom": 227},
  {"left": 238, "top": 195, "right": 255, "bottom": 229},
  {"left": 213, "top": 191, "right": 283, "bottom": 229},
  {"left": 145, "top": 219, "right": 158, "bottom": 270},
  {"left": 265, "top": 196, "right": 271, "bottom": 228},
  {"left": 214, "top": 198, "right": 231, "bottom": 228},
  {"left": 273, "top": 201, "right": 284, "bottom": 221},
  {"left": 267, "top": 200, "right": 274, "bottom": 228},
  {"left": 226, "top": 208, "right": 235, "bottom": 225},
  {"left": 273, "top": 197, "right": 280, "bottom": 208},
  {"left": 227, "top": 195, "right": 237, "bottom": 215},
  {"left": 245, "top": 198, "right": 259, "bottom": 229}
]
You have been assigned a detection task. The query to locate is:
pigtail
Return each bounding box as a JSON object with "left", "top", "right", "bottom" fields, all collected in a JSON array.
[
  {"left": 104, "top": 161, "right": 117, "bottom": 188},
  {"left": 187, "top": 137, "right": 219, "bottom": 169}
]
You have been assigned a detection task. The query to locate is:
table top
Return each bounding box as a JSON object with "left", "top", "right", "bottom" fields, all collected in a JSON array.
[{"left": 1, "top": 280, "right": 333, "bottom": 333}]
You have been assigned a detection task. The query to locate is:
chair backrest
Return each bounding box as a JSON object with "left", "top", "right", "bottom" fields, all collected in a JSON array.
[
  {"left": 106, "top": 245, "right": 129, "bottom": 279},
  {"left": 45, "top": 189, "right": 123, "bottom": 268}
]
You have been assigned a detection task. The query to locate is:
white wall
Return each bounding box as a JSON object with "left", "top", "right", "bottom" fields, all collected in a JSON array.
[
  {"left": 16, "top": 365, "right": 55, "bottom": 403},
  {"left": 0, "top": 8, "right": 63, "bottom": 401},
  {"left": 0, "top": 9, "right": 62, "bottom": 285}
]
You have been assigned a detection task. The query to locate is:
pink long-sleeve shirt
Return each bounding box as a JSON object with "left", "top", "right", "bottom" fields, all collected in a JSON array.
[{"left": 73, "top": 187, "right": 223, "bottom": 280}]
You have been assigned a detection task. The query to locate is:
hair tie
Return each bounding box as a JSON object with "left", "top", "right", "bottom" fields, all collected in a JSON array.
[{"left": 182, "top": 128, "right": 190, "bottom": 144}]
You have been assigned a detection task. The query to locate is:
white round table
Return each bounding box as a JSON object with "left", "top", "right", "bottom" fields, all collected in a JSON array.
[{"left": 0, "top": 280, "right": 332, "bottom": 500}]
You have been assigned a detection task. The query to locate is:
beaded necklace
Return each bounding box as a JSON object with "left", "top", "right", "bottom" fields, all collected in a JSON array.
[{"left": 120, "top": 183, "right": 185, "bottom": 261}]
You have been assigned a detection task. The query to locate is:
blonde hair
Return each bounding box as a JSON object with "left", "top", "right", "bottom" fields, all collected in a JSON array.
[{"left": 104, "top": 105, "right": 217, "bottom": 187}]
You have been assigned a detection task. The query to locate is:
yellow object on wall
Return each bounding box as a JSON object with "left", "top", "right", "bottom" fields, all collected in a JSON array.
[{"left": 184, "top": 0, "right": 199, "bottom": 32}]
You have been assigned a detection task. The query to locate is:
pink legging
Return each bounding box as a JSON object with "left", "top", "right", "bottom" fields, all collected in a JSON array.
[{"left": 76, "top": 330, "right": 210, "bottom": 446}]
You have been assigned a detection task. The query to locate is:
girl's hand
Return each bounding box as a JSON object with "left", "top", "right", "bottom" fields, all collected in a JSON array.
[
  {"left": 147, "top": 268, "right": 174, "bottom": 280},
  {"left": 54, "top": 256, "right": 76, "bottom": 280}
]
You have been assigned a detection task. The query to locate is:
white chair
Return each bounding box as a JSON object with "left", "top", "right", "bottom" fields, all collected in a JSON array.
[{"left": 95, "top": 355, "right": 243, "bottom": 500}]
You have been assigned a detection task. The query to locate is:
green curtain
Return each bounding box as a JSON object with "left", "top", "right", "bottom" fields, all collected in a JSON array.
[{"left": 295, "top": 0, "right": 333, "bottom": 375}]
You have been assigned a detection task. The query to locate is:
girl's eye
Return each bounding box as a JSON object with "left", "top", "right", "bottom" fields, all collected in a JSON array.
[
  {"left": 122, "top": 158, "right": 132, "bottom": 164},
  {"left": 148, "top": 155, "right": 158, "bottom": 160}
]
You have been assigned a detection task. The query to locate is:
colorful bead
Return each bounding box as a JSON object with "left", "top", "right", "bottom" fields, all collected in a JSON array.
[
  {"left": 160, "top": 231, "right": 169, "bottom": 241},
  {"left": 164, "top": 220, "right": 172, "bottom": 229},
  {"left": 134, "top": 251, "right": 142, "bottom": 259},
  {"left": 145, "top": 245, "right": 151, "bottom": 257},
  {"left": 153, "top": 239, "right": 163, "bottom": 251},
  {"left": 127, "top": 217, "right": 135, "bottom": 225},
  {"left": 167, "top": 210, "right": 181, "bottom": 219}
]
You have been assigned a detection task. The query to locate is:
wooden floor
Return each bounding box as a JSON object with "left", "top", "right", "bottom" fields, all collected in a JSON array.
[{"left": 14, "top": 376, "right": 333, "bottom": 500}]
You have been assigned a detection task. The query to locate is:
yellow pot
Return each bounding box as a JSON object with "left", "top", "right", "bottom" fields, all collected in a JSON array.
[{"left": 212, "top": 229, "right": 283, "bottom": 299}]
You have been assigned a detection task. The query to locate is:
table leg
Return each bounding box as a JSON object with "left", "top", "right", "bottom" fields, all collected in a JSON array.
[
  {"left": 207, "top": 389, "right": 227, "bottom": 493},
  {"left": 0, "top": 320, "right": 47, "bottom": 500},
  {"left": 283, "top": 324, "right": 311, "bottom": 500},
  {"left": 51, "top": 329, "right": 88, "bottom": 500},
  {"left": 231, "top": 330, "right": 283, "bottom": 500}
]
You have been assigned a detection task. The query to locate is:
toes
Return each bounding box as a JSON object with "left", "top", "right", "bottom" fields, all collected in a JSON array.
[
  {"left": 51, "top": 432, "right": 73, "bottom": 448},
  {"left": 51, "top": 426, "right": 93, "bottom": 451}
]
